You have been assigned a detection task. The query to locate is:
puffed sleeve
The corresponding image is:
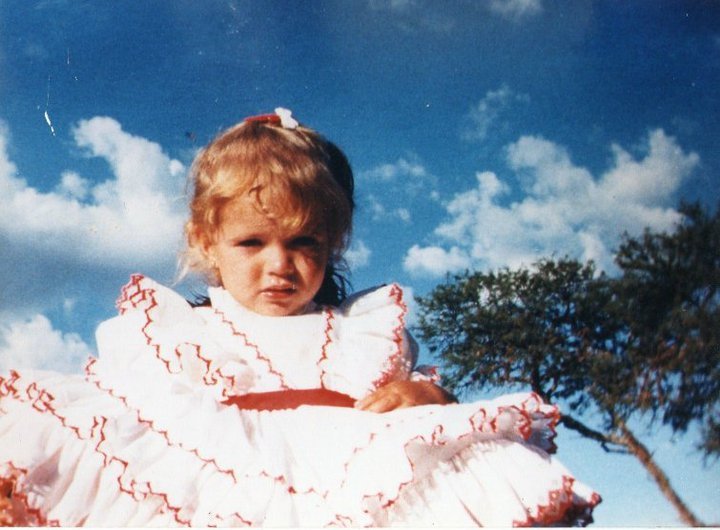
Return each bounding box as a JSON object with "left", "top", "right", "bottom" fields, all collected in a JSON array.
[
  {"left": 89, "top": 275, "right": 257, "bottom": 407},
  {"left": 316, "top": 284, "right": 415, "bottom": 399}
]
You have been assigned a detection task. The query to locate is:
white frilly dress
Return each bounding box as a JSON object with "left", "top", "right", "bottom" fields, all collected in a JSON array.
[{"left": 0, "top": 275, "right": 600, "bottom": 527}]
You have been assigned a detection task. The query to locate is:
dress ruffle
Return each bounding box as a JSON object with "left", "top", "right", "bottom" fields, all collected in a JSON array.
[{"left": 0, "top": 274, "right": 600, "bottom": 526}]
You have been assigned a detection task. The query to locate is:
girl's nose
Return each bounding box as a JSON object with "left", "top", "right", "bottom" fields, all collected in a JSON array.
[{"left": 266, "top": 244, "right": 294, "bottom": 274}]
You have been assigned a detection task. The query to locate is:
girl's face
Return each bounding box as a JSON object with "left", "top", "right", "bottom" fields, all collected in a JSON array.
[{"left": 206, "top": 194, "right": 329, "bottom": 316}]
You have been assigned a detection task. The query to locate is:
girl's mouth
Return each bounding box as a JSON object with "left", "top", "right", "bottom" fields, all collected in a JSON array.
[{"left": 261, "top": 285, "right": 297, "bottom": 298}]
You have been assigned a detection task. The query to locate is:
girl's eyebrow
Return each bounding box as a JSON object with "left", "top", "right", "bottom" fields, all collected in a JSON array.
[
  {"left": 221, "top": 222, "right": 326, "bottom": 241},
  {"left": 223, "top": 228, "right": 264, "bottom": 241}
]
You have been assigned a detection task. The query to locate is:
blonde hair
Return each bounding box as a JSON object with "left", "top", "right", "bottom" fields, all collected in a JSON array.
[{"left": 182, "top": 119, "right": 355, "bottom": 305}]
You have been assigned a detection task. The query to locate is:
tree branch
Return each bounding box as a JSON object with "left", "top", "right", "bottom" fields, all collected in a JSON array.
[
  {"left": 559, "top": 414, "right": 628, "bottom": 453},
  {"left": 616, "top": 419, "right": 705, "bottom": 526}
]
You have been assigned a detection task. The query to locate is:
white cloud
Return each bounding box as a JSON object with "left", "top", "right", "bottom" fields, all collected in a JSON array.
[
  {"left": 488, "top": 0, "right": 542, "bottom": 20},
  {"left": 366, "top": 193, "right": 388, "bottom": 220},
  {"left": 0, "top": 122, "right": 16, "bottom": 178},
  {"left": 506, "top": 135, "right": 594, "bottom": 197},
  {"left": 368, "top": 0, "right": 416, "bottom": 11},
  {"left": 403, "top": 245, "right": 470, "bottom": 277},
  {"left": 360, "top": 157, "right": 429, "bottom": 182},
  {"left": 367, "top": 0, "right": 455, "bottom": 33},
  {"left": 345, "top": 239, "right": 372, "bottom": 269},
  {"left": 0, "top": 117, "right": 186, "bottom": 273},
  {"left": 396, "top": 208, "right": 411, "bottom": 222},
  {"left": 370, "top": 0, "right": 537, "bottom": 30},
  {"left": 63, "top": 298, "right": 77, "bottom": 314},
  {"left": 0, "top": 314, "right": 91, "bottom": 372},
  {"left": 56, "top": 171, "right": 90, "bottom": 199},
  {"left": 365, "top": 194, "right": 413, "bottom": 224},
  {"left": 360, "top": 157, "right": 434, "bottom": 225},
  {"left": 404, "top": 129, "right": 698, "bottom": 276},
  {"left": 599, "top": 132, "right": 699, "bottom": 206},
  {"left": 463, "top": 85, "right": 529, "bottom": 141}
]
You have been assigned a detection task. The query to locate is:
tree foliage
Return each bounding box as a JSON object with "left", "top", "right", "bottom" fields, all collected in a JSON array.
[
  {"left": 614, "top": 202, "right": 720, "bottom": 455},
  {"left": 416, "top": 202, "right": 719, "bottom": 525}
]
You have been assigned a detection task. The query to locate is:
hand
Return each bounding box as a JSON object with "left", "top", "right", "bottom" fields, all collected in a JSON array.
[{"left": 354, "top": 380, "right": 457, "bottom": 413}]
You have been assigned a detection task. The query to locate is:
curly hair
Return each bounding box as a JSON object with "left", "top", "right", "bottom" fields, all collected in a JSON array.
[{"left": 181, "top": 119, "right": 355, "bottom": 306}]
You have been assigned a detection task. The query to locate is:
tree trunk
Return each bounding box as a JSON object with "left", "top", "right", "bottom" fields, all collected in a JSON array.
[
  {"left": 616, "top": 420, "right": 704, "bottom": 526},
  {"left": 561, "top": 414, "right": 705, "bottom": 525}
]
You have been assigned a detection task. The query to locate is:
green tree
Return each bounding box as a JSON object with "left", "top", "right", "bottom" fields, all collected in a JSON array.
[
  {"left": 614, "top": 203, "right": 719, "bottom": 457},
  {"left": 416, "top": 203, "right": 719, "bottom": 526}
]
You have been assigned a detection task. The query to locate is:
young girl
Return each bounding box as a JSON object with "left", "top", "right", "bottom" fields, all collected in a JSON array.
[{"left": 0, "top": 108, "right": 600, "bottom": 526}]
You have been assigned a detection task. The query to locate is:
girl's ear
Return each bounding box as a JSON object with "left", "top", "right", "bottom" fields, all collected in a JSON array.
[{"left": 188, "top": 222, "right": 214, "bottom": 261}]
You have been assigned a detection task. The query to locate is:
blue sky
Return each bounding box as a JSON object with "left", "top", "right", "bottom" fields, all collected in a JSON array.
[{"left": 1, "top": 1, "right": 718, "bottom": 525}]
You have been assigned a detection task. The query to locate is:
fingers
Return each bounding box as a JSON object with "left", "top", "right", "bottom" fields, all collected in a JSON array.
[
  {"left": 355, "top": 380, "right": 452, "bottom": 413},
  {"left": 355, "top": 390, "right": 401, "bottom": 413},
  {"left": 418, "top": 381, "right": 458, "bottom": 405}
]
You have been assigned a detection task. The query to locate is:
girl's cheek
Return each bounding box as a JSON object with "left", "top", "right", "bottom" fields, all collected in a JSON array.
[
  {"left": 297, "top": 246, "right": 324, "bottom": 262},
  {"left": 311, "top": 250, "right": 330, "bottom": 267},
  {"left": 234, "top": 247, "right": 258, "bottom": 259}
]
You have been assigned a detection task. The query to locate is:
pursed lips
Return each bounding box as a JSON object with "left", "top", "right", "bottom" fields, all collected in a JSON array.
[{"left": 261, "top": 284, "right": 296, "bottom": 296}]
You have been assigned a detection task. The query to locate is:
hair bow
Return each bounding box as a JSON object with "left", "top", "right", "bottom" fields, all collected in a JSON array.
[{"left": 244, "top": 107, "right": 299, "bottom": 130}]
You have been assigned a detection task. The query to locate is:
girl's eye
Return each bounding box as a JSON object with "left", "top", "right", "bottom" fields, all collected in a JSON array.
[
  {"left": 292, "top": 236, "right": 320, "bottom": 248},
  {"left": 235, "top": 238, "right": 262, "bottom": 247}
]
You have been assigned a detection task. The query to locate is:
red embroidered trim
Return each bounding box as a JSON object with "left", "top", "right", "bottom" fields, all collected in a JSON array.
[
  {"left": 88, "top": 278, "right": 353, "bottom": 521},
  {"left": 357, "top": 411, "right": 456, "bottom": 513},
  {"left": 0, "top": 463, "right": 60, "bottom": 526},
  {"left": 86, "top": 370, "right": 351, "bottom": 521},
  {"left": 85, "top": 359, "right": 239, "bottom": 484},
  {"left": 371, "top": 284, "right": 409, "bottom": 390},
  {"left": 0, "top": 371, "right": 191, "bottom": 526},
  {"left": 472, "top": 393, "right": 560, "bottom": 452},
  {"left": 114, "top": 276, "right": 242, "bottom": 393},
  {"left": 116, "top": 273, "right": 145, "bottom": 313},
  {"left": 212, "top": 303, "right": 337, "bottom": 392},
  {"left": 1, "top": 369, "right": 589, "bottom": 527},
  {"left": 0, "top": 278, "right": 589, "bottom": 526},
  {"left": 212, "top": 307, "right": 290, "bottom": 390},
  {"left": 357, "top": 395, "right": 566, "bottom": 521},
  {"left": 512, "top": 476, "right": 602, "bottom": 527},
  {"left": 117, "top": 275, "right": 183, "bottom": 374},
  {"left": 317, "top": 308, "right": 336, "bottom": 388}
]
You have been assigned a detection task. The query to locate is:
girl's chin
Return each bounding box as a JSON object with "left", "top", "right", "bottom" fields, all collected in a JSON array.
[
  {"left": 254, "top": 306, "right": 302, "bottom": 317},
  {"left": 251, "top": 296, "right": 309, "bottom": 317}
]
